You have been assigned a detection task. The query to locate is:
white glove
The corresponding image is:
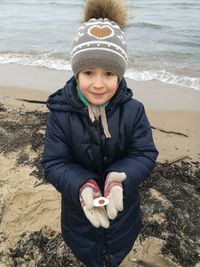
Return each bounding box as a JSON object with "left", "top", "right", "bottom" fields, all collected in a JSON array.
[
  {"left": 80, "top": 180, "right": 110, "bottom": 228},
  {"left": 104, "top": 172, "right": 126, "bottom": 220}
]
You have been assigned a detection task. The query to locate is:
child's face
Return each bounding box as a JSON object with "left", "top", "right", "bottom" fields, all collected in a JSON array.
[{"left": 77, "top": 67, "right": 118, "bottom": 105}]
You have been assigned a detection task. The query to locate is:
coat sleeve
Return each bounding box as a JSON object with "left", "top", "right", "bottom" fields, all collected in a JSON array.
[
  {"left": 105, "top": 102, "right": 158, "bottom": 196},
  {"left": 42, "top": 112, "right": 98, "bottom": 204}
]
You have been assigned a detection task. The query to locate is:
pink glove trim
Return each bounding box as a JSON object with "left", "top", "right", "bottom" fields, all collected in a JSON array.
[
  {"left": 80, "top": 180, "right": 100, "bottom": 208},
  {"left": 104, "top": 182, "right": 122, "bottom": 197},
  {"left": 80, "top": 180, "right": 99, "bottom": 194}
]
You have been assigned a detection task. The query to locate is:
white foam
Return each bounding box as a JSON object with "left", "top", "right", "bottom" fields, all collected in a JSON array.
[
  {"left": 125, "top": 70, "right": 200, "bottom": 91},
  {"left": 0, "top": 53, "right": 71, "bottom": 71},
  {"left": 0, "top": 53, "right": 199, "bottom": 91}
]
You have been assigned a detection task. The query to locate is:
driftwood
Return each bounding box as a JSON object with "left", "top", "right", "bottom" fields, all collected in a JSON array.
[
  {"left": 166, "top": 155, "right": 190, "bottom": 165},
  {"left": 16, "top": 98, "right": 46, "bottom": 104},
  {"left": 151, "top": 126, "right": 188, "bottom": 137}
]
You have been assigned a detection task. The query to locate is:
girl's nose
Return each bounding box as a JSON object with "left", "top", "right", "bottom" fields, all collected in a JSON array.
[{"left": 93, "top": 75, "right": 104, "bottom": 88}]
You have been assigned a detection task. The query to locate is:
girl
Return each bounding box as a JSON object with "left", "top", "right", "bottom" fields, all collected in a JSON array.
[{"left": 42, "top": 0, "right": 158, "bottom": 266}]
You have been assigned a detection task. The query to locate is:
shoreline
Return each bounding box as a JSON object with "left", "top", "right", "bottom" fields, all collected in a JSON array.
[{"left": 1, "top": 63, "right": 200, "bottom": 111}]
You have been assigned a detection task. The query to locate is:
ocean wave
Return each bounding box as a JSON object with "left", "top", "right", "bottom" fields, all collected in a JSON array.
[
  {"left": 1, "top": 1, "right": 82, "bottom": 7},
  {"left": 125, "top": 70, "right": 200, "bottom": 91},
  {"left": 160, "top": 40, "right": 200, "bottom": 49},
  {"left": 0, "top": 53, "right": 199, "bottom": 91},
  {"left": 171, "top": 2, "right": 200, "bottom": 7},
  {"left": 47, "top": 1, "right": 82, "bottom": 7},
  {"left": 133, "top": 22, "right": 169, "bottom": 30},
  {"left": 0, "top": 52, "right": 71, "bottom": 71}
]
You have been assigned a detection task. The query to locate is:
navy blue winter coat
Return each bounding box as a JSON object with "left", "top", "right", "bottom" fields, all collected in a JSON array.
[{"left": 42, "top": 76, "right": 158, "bottom": 267}]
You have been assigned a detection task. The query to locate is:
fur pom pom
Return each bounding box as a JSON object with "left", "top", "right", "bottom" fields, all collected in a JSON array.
[{"left": 83, "top": 0, "right": 127, "bottom": 28}]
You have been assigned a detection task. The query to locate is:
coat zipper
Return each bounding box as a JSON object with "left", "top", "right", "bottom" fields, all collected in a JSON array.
[{"left": 97, "top": 122, "right": 112, "bottom": 267}]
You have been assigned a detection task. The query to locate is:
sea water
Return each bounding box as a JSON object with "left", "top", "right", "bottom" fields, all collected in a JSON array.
[{"left": 0, "top": 0, "right": 199, "bottom": 90}]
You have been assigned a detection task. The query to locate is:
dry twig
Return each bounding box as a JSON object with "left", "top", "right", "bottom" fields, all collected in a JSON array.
[
  {"left": 16, "top": 98, "right": 46, "bottom": 104},
  {"left": 166, "top": 155, "right": 190, "bottom": 165},
  {"left": 151, "top": 126, "right": 188, "bottom": 137}
]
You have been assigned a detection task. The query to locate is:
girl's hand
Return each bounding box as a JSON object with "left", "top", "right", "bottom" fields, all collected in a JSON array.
[
  {"left": 104, "top": 172, "right": 126, "bottom": 220},
  {"left": 80, "top": 180, "right": 110, "bottom": 228}
]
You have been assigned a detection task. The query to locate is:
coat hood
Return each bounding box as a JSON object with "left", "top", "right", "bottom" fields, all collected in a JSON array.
[{"left": 46, "top": 76, "right": 133, "bottom": 114}]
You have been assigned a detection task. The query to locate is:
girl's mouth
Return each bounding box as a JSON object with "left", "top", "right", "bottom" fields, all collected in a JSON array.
[{"left": 91, "top": 92, "right": 106, "bottom": 96}]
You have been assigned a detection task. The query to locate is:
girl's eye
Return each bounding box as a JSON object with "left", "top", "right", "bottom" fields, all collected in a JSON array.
[
  {"left": 105, "top": 71, "right": 115, "bottom": 77},
  {"left": 83, "top": 71, "right": 93, "bottom": 76}
]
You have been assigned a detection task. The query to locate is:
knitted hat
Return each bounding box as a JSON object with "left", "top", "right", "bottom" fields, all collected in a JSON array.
[{"left": 70, "top": 0, "right": 128, "bottom": 80}]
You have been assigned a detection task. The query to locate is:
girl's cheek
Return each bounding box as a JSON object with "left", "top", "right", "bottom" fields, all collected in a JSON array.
[
  {"left": 111, "top": 84, "right": 118, "bottom": 92},
  {"left": 79, "top": 85, "right": 88, "bottom": 93},
  {"left": 80, "top": 84, "right": 85, "bottom": 90}
]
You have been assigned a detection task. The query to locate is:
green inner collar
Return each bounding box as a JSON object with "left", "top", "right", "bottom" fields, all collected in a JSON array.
[{"left": 77, "top": 86, "right": 109, "bottom": 108}]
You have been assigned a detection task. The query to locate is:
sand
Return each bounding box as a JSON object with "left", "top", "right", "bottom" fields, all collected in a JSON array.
[{"left": 0, "top": 63, "right": 200, "bottom": 267}]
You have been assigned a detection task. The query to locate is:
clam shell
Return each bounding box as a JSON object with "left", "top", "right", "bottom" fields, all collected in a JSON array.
[{"left": 93, "top": 197, "right": 109, "bottom": 207}]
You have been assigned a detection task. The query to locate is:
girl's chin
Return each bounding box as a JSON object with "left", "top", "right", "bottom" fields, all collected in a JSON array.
[
  {"left": 89, "top": 100, "right": 106, "bottom": 105},
  {"left": 88, "top": 96, "right": 108, "bottom": 105}
]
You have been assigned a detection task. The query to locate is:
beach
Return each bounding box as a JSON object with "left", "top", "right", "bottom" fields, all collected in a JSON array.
[
  {"left": 1, "top": 0, "right": 200, "bottom": 265},
  {"left": 0, "top": 63, "right": 200, "bottom": 267}
]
